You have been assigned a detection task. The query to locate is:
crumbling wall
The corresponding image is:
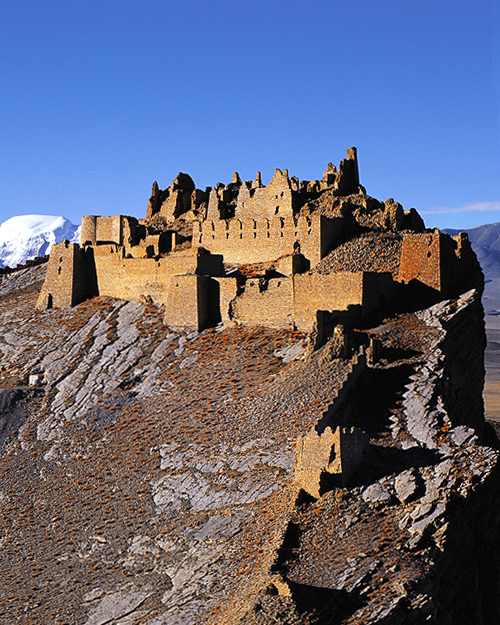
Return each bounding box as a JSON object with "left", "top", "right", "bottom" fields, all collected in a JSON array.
[
  {"left": 91, "top": 247, "right": 223, "bottom": 305},
  {"left": 145, "top": 174, "right": 208, "bottom": 221},
  {"left": 398, "top": 231, "right": 481, "bottom": 297},
  {"left": 163, "top": 275, "right": 211, "bottom": 330},
  {"left": 209, "top": 277, "right": 239, "bottom": 324},
  {"left": 293, "top": 272, "right": 365, "bottom": 332},
  {"left": 36, "top": 241, "right": 93, "bottom": 309},
  {"left": 235, "top": 168, "right": 295, "bottom": 220},
  {"left": 295, "top": 349, "right": 369, "bottom": 496},
  {"left": 195, "top": 214, "right": 338, "bottom": 267},
  {"left": 295, "top": 426, "right": 369, "bottom": 497},
  {"left": 398, "top": 231, "right": 442, "bottom": 291},
  {"left": 231, "top": 277, "right": 295, "bottom": 329}
]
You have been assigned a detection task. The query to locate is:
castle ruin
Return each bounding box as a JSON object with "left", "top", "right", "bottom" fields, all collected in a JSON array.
[{"left": 37, "top": 148, "right": 478, "bottom": 335}]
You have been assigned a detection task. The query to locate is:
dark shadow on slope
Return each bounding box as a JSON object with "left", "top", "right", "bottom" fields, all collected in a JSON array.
[
  {"left": 288, "top": 581, "right": 365, "bottom": 624},
  {"left": 332, "top": 364, "right": 416, "bottom": 439},
  {"left": 350, "top": 444, "right": 440, "bottom": 488},
  {"left": 0, "top": 387, "right": 31, "bottom": 452}
]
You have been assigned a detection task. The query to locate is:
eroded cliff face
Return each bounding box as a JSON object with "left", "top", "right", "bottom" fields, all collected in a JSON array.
[{"left": 0, "top": 263, "right": 498, "bottom": 625}]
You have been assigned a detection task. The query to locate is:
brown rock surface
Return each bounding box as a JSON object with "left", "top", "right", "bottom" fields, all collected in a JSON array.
[{"left": 0, "top": 255, "right": 498, "bottom": 625}]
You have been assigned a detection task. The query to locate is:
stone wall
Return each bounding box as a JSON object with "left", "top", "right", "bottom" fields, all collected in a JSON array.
[
  {"left": 231, "top": 277, "right": 295, "bottom": 329},
  {"left": 398, "top": 231, "right": 480, "bottom": 298},
  {"left": 91, "top": 247, "right": 224, "bottom": 306},
  {"left": 398, "top": 231, "right": 442, "bottom": 291},
  {"left": 235, "top": 168, "right": 295, "bottom": 220},
  {"left": 37, "top": 242, "right": 93, "bottom": 309},
  {"left": 195, "top": 214, "right": 341, "bottom": 267},
  {"left": 163, "top": 275, "right": 211, "bottom": 331},
  {"left": 295, "top": 426, "right": 369, "bottom": 497}
]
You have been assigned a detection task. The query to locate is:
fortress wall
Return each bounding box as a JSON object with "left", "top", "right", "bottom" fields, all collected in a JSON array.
[
  {"left": 235, "top": 169, "right": 294, "bottom": 221},
  {"left": 80, "top": 215, "right": 140, "bottom": 249},
  {"left": 295, "top": 349, "right": 369, "bottom": 495},
  {"left": 81, "top": 216, "right": 98, "bottom": 246},
  {"left": 196, "top": 214, "right": 336, "bottom": 266},
  {"left": 361, "top": 272, "right": 397, "bottom": 313},
  {"left": 210, "top": 277, "right": 239, "bottom": 324},
  {"left": 292, "top": 272, "right": 365, "bottom": 332},
  {"left": 94, "top": 216, "right": 124, "bottom": 245},
  {"left": 197, "top": 218, "right": 297, "bottom": 264},
  {"left": 37, "top": 242, "right": 92, "bottom": 309},
  {"left": 91, "top": 247, "right": 223, "bottom": 306},
  {"left": 164, "top": 275, "right": 211, "bottom": 330},
  {"left": 231, "top": 277, "right": 295, "bottom": 329},
  {"left": 439, "top": 232, "right": 480, "bottom": 297},
  {"left": 398, "top": 232, "right": 442, "bottom": 291}
]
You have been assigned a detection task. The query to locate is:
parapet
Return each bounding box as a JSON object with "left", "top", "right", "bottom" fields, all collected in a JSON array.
[
  {"left": 37, "top": 241, "right": 94, "bottom": 310},
  {"left": 295, "top": 425, "right": 369, "bottom": 497}
]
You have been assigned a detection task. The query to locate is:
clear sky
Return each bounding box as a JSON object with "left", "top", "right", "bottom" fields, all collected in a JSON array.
[{"left": 0, "top": 0, "right": 499, "bottom": 231}]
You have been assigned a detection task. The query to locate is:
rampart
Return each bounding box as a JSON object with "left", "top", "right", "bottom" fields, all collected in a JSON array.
[
  {"left": 37, "top": 241, "right": 94, "bottom": 309},
  {"left": 225, "top": 271, "right": 395, "bottom": 332},
  {"left": 295, "top": 350, "right": 369, "bottom": 496},
  {"left": 37, "top": 148, "right": 477, "bottom": 338},
  {"left": 194, "top": 214, "right": 343, "bottom": 266},
  {"left": 398, "top": 230, "right": 478, "bottom": 296}
]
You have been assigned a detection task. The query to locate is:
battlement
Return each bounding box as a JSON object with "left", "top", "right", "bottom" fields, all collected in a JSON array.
[
  {"left": 37, "top": 148, "right": 478, "bottom": 338},
  {"left": 194, "top": 213, "right": 342, "bottom": 266}
]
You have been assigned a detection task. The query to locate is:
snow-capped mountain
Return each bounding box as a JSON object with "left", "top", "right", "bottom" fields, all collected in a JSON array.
[{"left": 0, "top": 215, "right": 80, "bottom": 268}]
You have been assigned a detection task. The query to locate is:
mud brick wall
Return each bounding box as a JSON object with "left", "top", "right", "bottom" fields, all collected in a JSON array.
[
  {"left": 37, "top": 242, "right": 92, "bottom": 309},
  {"left": 90, "top": 247, "right": 224, "bottom": 306},
  {"left": 209, "top": 277, "right": 239, "bottom": 324},
  {"left": 195, "top": 214, "right": 340, "bottom": 267},
  {"left": 295, "top": 425, "right": 368, "bottom": 496},
  {"left": 293, "top": 273, "right": 365, "bottom": 332},
  {"left": 164, "top": 275, "right": 211, "bottom": 330},
  {"left": 231, "top": 277, "right": 295, "bottom": 329},
  {"left": 92, "top": 247, "right": 193, "bottom": 304},
  {"left": 81, "top": 216, "right": 98, "bottom": 246},
  {"left": 398, "top": 231, "right": 442, "bottom": 291},
  {"left": 235, "top": 168, "right": 294, "bottom": 220},
  {"left": 81, "top": 215, "right": 139, "bottom": 250}
]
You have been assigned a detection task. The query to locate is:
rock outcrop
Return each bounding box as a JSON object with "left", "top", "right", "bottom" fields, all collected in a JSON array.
[{"left": 0, "top": 153, "right": 497, "bottom": 624}]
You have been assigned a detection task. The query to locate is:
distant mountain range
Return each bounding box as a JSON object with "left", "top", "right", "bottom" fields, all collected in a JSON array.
[
  {"left": 0, "top": 215, "right": 80, "bottom": 269},
  {"left": 444, "top": 223, "right": 500, "bottom": 327}
]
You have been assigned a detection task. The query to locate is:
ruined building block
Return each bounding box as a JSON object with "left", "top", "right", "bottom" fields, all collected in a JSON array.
[
  {"left": 163, "top": 275, "right": 211, "bottom": 331},
  {"left": 231, "top": 277, "right": 295, "bottom": 330},
  {"left": 209, "top": 277, "right": 239, "bottom": 325},
  {"left": 37, "top": 241, "right": 94, "bottom": 309},
  {"left": 295, "top": 425, "right": 369, "bottom": 497},
  {"left": 195, "top": 213, "right": 342, "bottom": 267},
  {"left": 292, "top": 272, "right": 395, "bottom": 333},
  {"left": 81, "top": 215, "right": 139, "bottom": 249},
  {"left": 90, "top": 246, "right": 224, "bottom": 306},
  {"left": 398, "top": 231, "right": 443, "bottom": 292}
]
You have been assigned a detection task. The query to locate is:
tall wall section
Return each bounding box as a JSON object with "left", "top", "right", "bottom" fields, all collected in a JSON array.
[
  {"left": 91, "top": 246, "right": 224, "bottom": 305},
  {"left": 37, "top": 242, "right": 94, "bottom": 309},
  {"left": 195, "top": 214, "right": 341, "bottom": 267},
  {"left": 228, "top": 272, "right": 396, "bottom": 333}
]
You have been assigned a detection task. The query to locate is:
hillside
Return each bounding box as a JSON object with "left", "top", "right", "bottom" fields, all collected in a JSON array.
[
  {"left": 0, "top": 260, "right": 499, "bottom": 624},
  {"left": 2, "top": 152, "right": 500, "bottom": 624}
]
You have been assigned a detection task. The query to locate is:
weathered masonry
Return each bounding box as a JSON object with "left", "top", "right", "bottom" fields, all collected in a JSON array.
[{"left": 37, "top": 148, "right": 478, "bottom": 331}]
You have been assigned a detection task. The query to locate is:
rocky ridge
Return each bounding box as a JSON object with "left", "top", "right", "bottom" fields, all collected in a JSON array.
[{"left": 0, "top": 257, "right": 499, "bottom": 624}]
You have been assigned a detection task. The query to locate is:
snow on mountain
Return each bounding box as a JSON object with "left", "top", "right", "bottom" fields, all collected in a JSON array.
[{"left": 0, "top": 215, "right": 81, "bottom": 269}]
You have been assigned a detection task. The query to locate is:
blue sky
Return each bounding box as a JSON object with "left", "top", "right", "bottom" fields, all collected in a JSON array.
[{"left": 0, "top": 0, "right": 499, "bottom": 231}]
